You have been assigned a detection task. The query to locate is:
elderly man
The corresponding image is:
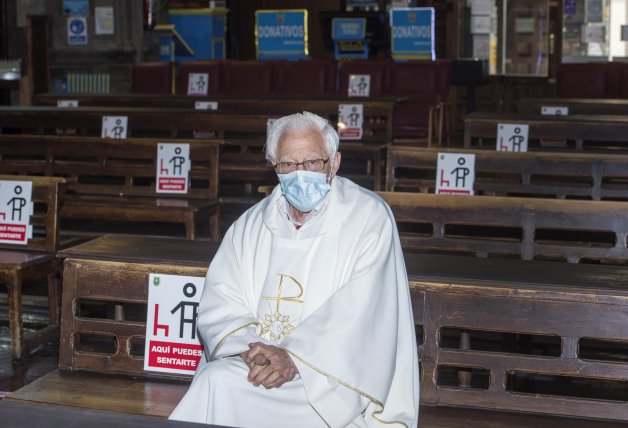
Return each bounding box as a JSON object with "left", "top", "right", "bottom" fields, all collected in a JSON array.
[{"left": 170, "top": 112, "right": 419, "bottom": 427}]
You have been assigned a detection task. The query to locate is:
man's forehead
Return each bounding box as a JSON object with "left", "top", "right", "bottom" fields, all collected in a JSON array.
[{"left": 278, "top": 130, "right": 325, "bottom": 151}]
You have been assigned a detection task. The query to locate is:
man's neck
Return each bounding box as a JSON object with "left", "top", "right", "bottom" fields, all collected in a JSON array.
[{"left": 288, "top": 204, "right": 310, "bottom": 224}]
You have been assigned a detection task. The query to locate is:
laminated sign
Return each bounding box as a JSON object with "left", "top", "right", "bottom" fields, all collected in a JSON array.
[
  {"left": 144, "top": 273, "right": 205, "bottom": 375},
  {"left": 338, "top": 104, "right": 364, "bottom": 140},
  {"left": 496, "top": 123, "right": 528, "bottom": 152},
  {"left": 347, "top": 74, "right": 371, "bottom": 97},
  {"left": 0, "top": 180, "right": 33, "bottom": 245},
  {"left": 156, "top": 143, "right": 190, "bottom": 194},
  {"left": 435, "top": 153, "right": 475, "bottom": 195},
  {"left": 187, "top": 73, "right": 209, "bottom": 96},
  {"left": 101, "top": 115, "right": 128, "bottom": 139}
]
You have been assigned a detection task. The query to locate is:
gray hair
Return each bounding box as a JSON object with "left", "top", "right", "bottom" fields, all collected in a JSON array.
[{"left": 265, "top": 111, "right": 339, "bottom": 164}]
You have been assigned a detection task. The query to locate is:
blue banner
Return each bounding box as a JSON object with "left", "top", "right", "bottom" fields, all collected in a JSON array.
[
  {"left": 255, "top": 10, "right": 308, "bottom": 60},
  {"left": 332, "top": 18, "right": 366, "bottom": 41},
  {"left": 390, "top": 8, "right": 435, "bottom": 60}
]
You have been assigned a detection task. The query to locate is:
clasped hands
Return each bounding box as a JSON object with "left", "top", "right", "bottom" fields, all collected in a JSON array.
[{"left": 240, "top": 342, "right": 298, "bottom": 389}]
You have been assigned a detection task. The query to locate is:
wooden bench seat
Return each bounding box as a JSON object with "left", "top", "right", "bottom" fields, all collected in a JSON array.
[
  {"left": 5, "top": 229, "right": 628, "bottom": 423},
  {"left": 385, "top": 146, "right": 628, "bottom": 200},
  {"left": 375, "top": 191, "right": 628, "bottom": 420},
  {"left": 8, "top": 233, "right": 628, "bottom": 424},
  {"left": 407, "top": 253, "right": 628, "bottom": 422},
  {"left": 378, "top": 191, "right": 628, "bottom": 263},
  {"left": 0, "top": 105, "right": 388, "bottom": 192},
  {"left": 56, "top": 234, "right": 217, "bottom": 376},
  {"left": 0, "top": 135, "right": 221, "bottom": 240},
  {"left": 0, "top": 175, "right": 65, "bottom": 359},
  {"left": 464, "top": 111, "right": 628, "bottom": 152},
  {"left": 517, "top": 97, "right": 628, "bottom": 116},
  {"left": 32, "top": 94, "right": 398, "bottom": 143}
]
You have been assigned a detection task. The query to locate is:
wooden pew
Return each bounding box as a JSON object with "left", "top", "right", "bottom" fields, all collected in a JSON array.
[
  {"left": 516, "top": 97, "right": 628, "bottom": 116},
  {"left": 407, "top": 252, "right": 628, "bottom": 422},
  {"left": 377, "top": 191, "right": 628, "bottom": 263},
  {"left": 54, "top": 234, "right": 217, "bottom": 376},
  {"left": 31, "top": 93, "right": 399, "bottom": 144},
  {"left": 8, "top": 233, "right": 628, "bottom": 425},
  {"left": 0, "top": 106, "right": 387, "bottom": 191},
  {"left": 0, "top": 135, "right": 221, "bottom": 240},
  {"left": 464, "top": 111, "right": 628, "bottom": 152},
  {"left": 378, "top": 191, "right": 628, "bottom": 421},
  {"left": 0, "top": 175, "right": 65, "bottom": 359},
  {"left": 385, "top": 146, "right": 628, "bottom": 200}
]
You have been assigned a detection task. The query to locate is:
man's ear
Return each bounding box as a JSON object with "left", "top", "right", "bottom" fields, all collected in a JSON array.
[{"left": 330, "top": 151, "right": 342, "bottom": 178}]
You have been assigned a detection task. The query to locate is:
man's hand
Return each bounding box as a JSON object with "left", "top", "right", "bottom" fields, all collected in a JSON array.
[{"left": 241, "top": 342, "right": 298, "bottom": 389}]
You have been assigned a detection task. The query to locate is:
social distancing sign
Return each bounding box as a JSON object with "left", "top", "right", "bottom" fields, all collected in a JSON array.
[
  {"left": 156, "top": 143, "right": 191, "bottom": 194},
  {"left": 0, "top": 180, "right": 33, "bottom": 245},
  {"left": 338, "top": 103, "right": 364, "bottom": 140},
  {"left": 144, "top": 273, "right": 205, "bottom": 375},
  {"left": 435, "top": 153, "right": 475, "bottom": 195},
  {"left": 101, "top": 115, "right": 128, "bottom": 139},
  {"left": 496, "top": 123, "right": 529, "bottom": 152}
]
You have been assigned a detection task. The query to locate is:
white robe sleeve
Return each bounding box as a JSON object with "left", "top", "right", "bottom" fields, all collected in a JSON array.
[{"left": 196, "top": 224, "right": 270, "bottom": 361}]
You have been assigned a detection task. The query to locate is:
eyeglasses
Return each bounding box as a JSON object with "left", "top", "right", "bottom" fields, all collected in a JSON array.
[{"left": 275, "top": 158, "right": 329, "bottom": 173}]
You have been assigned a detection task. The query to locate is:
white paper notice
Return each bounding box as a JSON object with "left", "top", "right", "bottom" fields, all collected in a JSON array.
[
  {"left": 194, "top": 101, "right": 218, "bottom": 110},
  {"left": 338, "top": 104, "right": 364, "bottom": 140},
  {"left": 0, "top": 180, "right": 33, "bottom": 245},
  {"left": 144, "top": 273, "right": 205, "bottom": 375},
  {"left": 348, "top": 74, "right": 371, "bottom": 97},
  {"left": 496, "top": 123, "right": 528, "bottom": 152},
  {"left": 101, "top": 116, "right": 128, "bottom": 139},
  {"left": 156, "top": 143, "right": 190, "bottom": 194},
  {"left": 57, "top": 99, "right": 79, "bottom": 108},
  {"left": 187, "top": 73, "right": 209, "bottom": 96},
  {"left": 95, "top": 6, "right": 114, "bottom": 35},
  {"left": 541, "top": 106, "right": 569, "bottom": 116},
  {"left": 435, "top": 153, "right": 475, "bottom": 195}
]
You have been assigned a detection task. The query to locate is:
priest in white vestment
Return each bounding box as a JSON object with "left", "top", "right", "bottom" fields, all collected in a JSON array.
[{"left": 170, "top": 112, "right": 420, "bottom": 427}]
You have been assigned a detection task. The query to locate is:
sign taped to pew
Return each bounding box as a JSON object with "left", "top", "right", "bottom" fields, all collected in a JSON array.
[
  {"left": 156, "top": 143, "right": 190, "bottom": 194},
  {"left": 348, "top": 74, "right": 371, "bottom": 97},
  {"left": 497, "top": 123, "right": 528, "bottom": 152},
  {"left": 145, "top": 273, "right": 205, "bottom": 375},
  {"left": 101, "top": 115, "right": 128, "bottom": 139},
  {"left": 338, "top": 103, "right": 364, "bottom": 140},
  {"left": 435, "top": 153, "right": 475, "bottom": 195},
  {"left": 0, "top": 180, "right": 33, "bottom": 245},
  {"left": 187, "top": 73, "right": 209, "bottom": 96}
]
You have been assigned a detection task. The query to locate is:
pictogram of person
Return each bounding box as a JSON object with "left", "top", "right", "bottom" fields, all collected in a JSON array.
[
  {"left": 7, "top": 185, "right": 27, "bottom": 222},
  {"left": 170, "top": 282, "right": 199, "bottom": 340},
  {"left": 169, "top": 147, "right": 186, "bottom": 175}
]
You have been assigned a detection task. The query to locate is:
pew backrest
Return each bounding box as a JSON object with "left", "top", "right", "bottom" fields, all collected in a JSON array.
[
  {"left": 385, "top": 146, "right": 628, "bottom": 200},
  {"left": 378, "top": 191, "right": 628, "bottom": 264},
  {"left": 0, "top": 135, "right": 220, "bottom": 201},
  {"left": 0, "top": 175, "right": 65, "bottom": 253}
]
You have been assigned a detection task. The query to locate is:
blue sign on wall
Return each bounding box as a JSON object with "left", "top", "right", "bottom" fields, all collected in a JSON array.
[
  {"left": 332, "top": 18, "right": 367, "bottom": 60},
  {"left": 390, "top": 7, "right": 435, "bottom": 60},
  {"left": 63, "top": 0, "right": 89, "bottom": 16},
  {"left": 255, "top": 9, "right": 308, "bottom": 60},
  {"left": 332, "top": 18, "right": 366, "bottom": 40}
]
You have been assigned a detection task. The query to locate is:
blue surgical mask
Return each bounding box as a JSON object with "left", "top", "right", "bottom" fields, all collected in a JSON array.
[{"left": 277, "top": 170, "right": 331, "bottom": 212}]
